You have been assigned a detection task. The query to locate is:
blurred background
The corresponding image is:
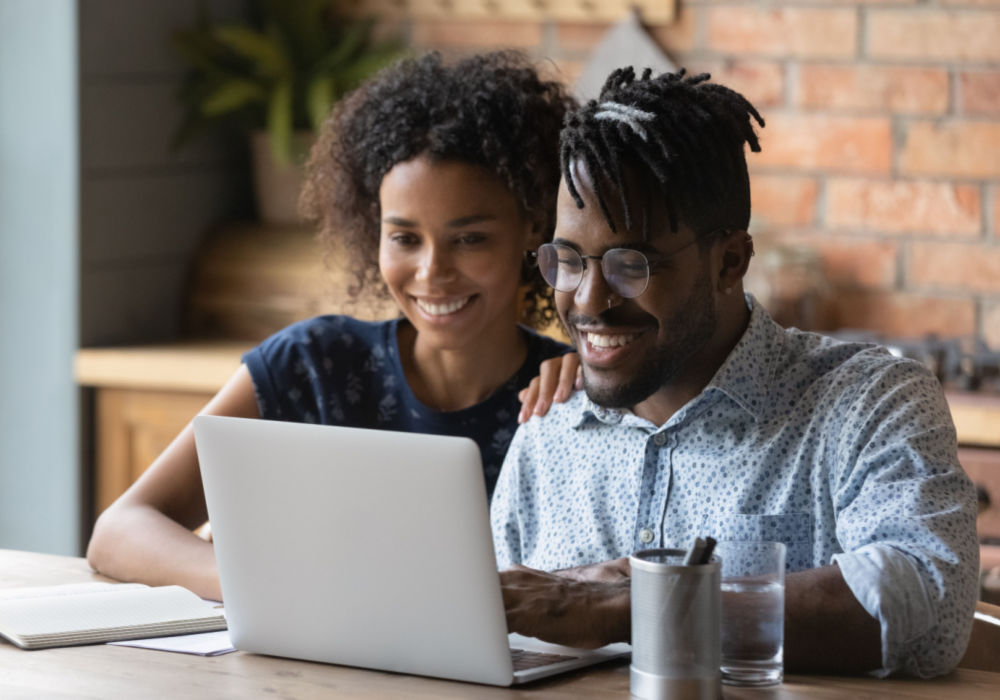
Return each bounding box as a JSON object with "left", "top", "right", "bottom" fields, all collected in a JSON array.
[{"left": 1, "top": 1, "right": 998, "bottom": 575}]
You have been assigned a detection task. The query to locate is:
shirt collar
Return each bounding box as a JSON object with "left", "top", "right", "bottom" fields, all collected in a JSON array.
[
  {"left": 571, "top": 294, "right": 782, "bottom": 428},
  {"left": 702, "top": 294, "right": 783, "bottom": 421}
]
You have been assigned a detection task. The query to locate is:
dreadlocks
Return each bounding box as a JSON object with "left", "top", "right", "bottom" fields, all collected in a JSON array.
[{"left": 560, "top": 67, "right": 765, "bottom": 242}]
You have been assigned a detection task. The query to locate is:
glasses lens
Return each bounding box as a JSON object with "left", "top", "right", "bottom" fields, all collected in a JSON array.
[
  {"left": 603, "top": 248, "right": 650, "bottom": 298},
  {"left": 537, "top": 244, "right": 583, "bottom": 293}
]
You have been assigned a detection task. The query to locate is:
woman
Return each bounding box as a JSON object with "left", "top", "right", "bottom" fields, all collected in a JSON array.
[{"left": 87, "top": 51, "right": 579, "bottom": 601}]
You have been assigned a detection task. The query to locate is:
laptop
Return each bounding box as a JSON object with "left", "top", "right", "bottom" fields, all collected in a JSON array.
[{"left": 192, "top": 415, "right": 630, "bottom": 686}]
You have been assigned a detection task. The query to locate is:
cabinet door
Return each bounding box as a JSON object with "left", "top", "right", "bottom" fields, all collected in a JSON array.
[{"left": 94, "top": 389, "right": 212, "bottom": 517}]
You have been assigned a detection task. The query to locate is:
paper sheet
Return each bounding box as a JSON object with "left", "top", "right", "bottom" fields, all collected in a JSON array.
[{"left": 109, "top": 629, "right": 235, "bottom": 656}]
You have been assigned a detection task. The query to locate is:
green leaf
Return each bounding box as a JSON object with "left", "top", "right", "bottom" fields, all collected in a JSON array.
[
  {"left": 171, "top": 29, "right": 233, "bottom": 77},
  {"left": 314, "top": 17, "right": 375, "bottom": 74},
  {"left": 262, "top": 0, "right": 330, "bottom": 66},
  {"left": 306, "top": 75, "right": 335, "bottom": 132},
  {"left": 268, "top": 79, "right": 294, "bottom": 164},
  {"left": 201, "top": 79, "right": 267, "bottom": 116},
  {"left": 214, "top": 25, "right": 289, "bottom": 78}
]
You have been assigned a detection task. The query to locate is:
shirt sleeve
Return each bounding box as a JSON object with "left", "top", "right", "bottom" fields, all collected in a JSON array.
[{"left": 830, "top": 358, "right": 979, "bottom": 678}]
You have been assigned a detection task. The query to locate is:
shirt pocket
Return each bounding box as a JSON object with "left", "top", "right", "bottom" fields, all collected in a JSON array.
[{"left": 702, "top": 512, "right": 814, "bottom": 572}]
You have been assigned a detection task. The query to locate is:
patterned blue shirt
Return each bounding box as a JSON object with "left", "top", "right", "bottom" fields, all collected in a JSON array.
[
  {"left": 491, "top": 296, "right": 978, "bottom": 677},
  {"left": 244, "top": 315, "right": 569, "bottom": 498}
]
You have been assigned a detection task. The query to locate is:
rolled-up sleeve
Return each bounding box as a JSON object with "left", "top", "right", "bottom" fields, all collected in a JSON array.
[{"left": 831, "top": 361, "right": 979, "bottom": 677}]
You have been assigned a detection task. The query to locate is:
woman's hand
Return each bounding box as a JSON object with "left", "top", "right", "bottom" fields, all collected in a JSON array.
[{"left": 518, "top": 352, "right": 581, "bottom": 423}]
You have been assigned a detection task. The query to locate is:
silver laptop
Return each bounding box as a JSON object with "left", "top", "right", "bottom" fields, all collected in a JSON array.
[{"left": 192, "top": 415, "right": 630, "bottom": 686}]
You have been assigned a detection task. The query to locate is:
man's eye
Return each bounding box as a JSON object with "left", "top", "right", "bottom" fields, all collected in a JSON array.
[
  {"left": 619, "top": 264, "right": 647, "bottom": 277},
  {"left": 557, "top": 257, "right": 582, "bottom": 269},
  {"left": 457, "top": 233, "right": 487, "bottom": 246}
]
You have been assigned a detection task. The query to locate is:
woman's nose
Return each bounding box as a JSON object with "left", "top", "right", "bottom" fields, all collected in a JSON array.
[{"left": 415, "top": 245, "right": 455, "bottom": 283}]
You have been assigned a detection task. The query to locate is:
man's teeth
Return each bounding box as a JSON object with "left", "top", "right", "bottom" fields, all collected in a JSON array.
[
  {"left": 586, "top": 332, "right": 638, "bottom": 348},
  {"left": 416, "top": 296, "right": 472, "bottom": 316}
]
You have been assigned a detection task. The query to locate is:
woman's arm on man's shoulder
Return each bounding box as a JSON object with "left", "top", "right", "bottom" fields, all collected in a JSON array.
[{"left": 517, "top": 352, "right": 581, "bottom": 423}]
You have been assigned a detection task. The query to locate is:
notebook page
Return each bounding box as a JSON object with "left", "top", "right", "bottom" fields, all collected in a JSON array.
[
  {"left": 0, "top": 583, "right": 147, "bottom": 601},
  {"left": 0, "top": 585, "right": 219, "bottom": 637}
]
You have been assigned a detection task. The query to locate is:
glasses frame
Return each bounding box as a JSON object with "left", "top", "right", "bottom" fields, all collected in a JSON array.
[{"left": 533, "top": 228, "right": 732, "bottom": 299}]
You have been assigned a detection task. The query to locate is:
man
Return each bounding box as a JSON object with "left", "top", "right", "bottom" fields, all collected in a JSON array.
[{"left": 490, "top": 67, "right": 978, "bottom": 677}]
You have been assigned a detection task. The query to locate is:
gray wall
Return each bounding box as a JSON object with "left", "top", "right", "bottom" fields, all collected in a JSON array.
[
  {"left": 0, "top": 0, "right": 250, "bottom": 554},
  {"left": 0, "top": 0, "right": 80, "bottom": 554},
  {"left": 79, "top": 0, "right": 249, "bottom": 346}
]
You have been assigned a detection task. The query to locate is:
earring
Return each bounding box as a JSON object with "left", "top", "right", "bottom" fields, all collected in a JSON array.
[
  {"left": 607, "top": 297, "right": 613, "bottom": 309},
  {"left": 725, "top": 287, "right": 733, "bottom": 295}
]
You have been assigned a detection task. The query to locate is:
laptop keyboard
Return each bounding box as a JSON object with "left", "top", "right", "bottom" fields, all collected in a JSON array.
[{"left": 509, "top": 647, "right": 579, "bottom": 671}]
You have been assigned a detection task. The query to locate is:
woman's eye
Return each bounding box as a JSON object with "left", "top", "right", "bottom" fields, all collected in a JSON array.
[
  {"left": 389, "top": 232, "right": 418, "bottom": 246},
  {"left": 457, "top": 233, "right": 487, "bottom": 246}
]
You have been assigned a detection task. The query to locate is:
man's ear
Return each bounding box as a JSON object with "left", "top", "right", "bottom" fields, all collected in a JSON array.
[{"left": 716, "top": 230, "right": 754, "bottom": 293}]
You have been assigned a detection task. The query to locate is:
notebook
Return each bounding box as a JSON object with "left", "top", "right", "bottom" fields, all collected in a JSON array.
[
  {"left": 193, "top": 415, "right": 630, "bottom": 686},
  {"left": 0, "top": 582, "right": 226, "bottom": 650}
]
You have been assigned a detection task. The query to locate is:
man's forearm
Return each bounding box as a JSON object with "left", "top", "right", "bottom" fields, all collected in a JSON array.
[{"left": 784, "top": 564, "right": 881, "bottom": 673}]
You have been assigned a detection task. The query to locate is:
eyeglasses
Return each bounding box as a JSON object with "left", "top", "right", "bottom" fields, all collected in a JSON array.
[{"left": 535, "top": 233, "right": 712, "bottom": 299}]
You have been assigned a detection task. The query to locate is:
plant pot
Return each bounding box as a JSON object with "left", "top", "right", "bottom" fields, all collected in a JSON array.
[{"left": 250, "top": 130, "right": 315, "bottom": 227}]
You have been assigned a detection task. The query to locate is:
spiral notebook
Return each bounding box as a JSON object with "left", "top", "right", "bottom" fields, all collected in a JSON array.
[{"left": 0, "top": 582, "right": 226, "bottom": 650}]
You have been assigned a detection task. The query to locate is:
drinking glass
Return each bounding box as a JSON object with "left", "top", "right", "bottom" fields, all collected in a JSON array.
[{"left": 717, "top": 540, "right": 785, "bottom": 687}]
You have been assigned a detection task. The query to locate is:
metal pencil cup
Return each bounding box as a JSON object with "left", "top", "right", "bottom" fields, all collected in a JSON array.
[{"left": 630, "top": 549, "right": 721, "bottom": 700}]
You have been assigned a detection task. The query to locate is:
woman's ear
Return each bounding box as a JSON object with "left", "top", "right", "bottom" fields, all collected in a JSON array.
[{"left": 717, "top": 230, "right": 754, "bottom": 293}]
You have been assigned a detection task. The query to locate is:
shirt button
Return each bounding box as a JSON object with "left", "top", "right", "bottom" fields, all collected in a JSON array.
[
  {"left": 652, "top": 433, "right": 667, "bottom": 446},
  {"left": 639, "top": 528, "right": 654, "bottom": 544}
]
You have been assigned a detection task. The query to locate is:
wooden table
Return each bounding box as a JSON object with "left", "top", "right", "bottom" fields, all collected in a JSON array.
[{"left": 1, "top": 549, "right": 998, "bottom": 699}]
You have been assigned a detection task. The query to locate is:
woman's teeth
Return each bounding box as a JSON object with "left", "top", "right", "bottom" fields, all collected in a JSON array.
[
  {"left": 586, "top": 332, "right": 638, "bottom": 348},
  {"left": 416, "top": 296, "right": 472, "bottom": 316}
]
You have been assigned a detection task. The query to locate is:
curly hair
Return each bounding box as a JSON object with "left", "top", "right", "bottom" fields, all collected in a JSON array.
[
  {"left": 299, "top": 51, "right": 575, "bottom": 329},
  {"left": 560, "top": 67, "right": 764, "bottom": 246}
]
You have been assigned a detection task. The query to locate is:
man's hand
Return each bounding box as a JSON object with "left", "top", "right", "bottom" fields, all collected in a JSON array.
[
  {"left": 555, "top": 557, "right": 630, "bottom": 583},
  {"left": 500, "top": 564, "right": 630, "bottom": 649}
]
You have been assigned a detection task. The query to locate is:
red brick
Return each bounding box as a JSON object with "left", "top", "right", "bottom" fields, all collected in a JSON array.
[
  {"left": 748, "top": 174, "right": 818, "bottom": 227},
  {"left": 899, "top": 121, "right": 1000, "bottom": 179},
  {"left": 761, "top": 234, "right": 899, "bottom": 290},
  {"left": 754, "top": 113, "right": 892, "bottom": 174},
  {"left": 797, "top": 65, "right": 948, "bottom": 115},
  {"left": 833, "top": 291, "right": 976, "bottom": 337},
  {"left": 556, "top": 22, "right": 609, "bottom": 52},
  {"left": 984, "top": 301, "right": 1000, "bottom": 348},
  {"left": 868, "top": 11, "right": 1000, "bottom": 62},
  {"left": 827, "top": 179, "right": 982, "bottom": 237},
  {"left": 706, "top": 7, "right": 856, "bottom": 59},
  {"left": 685, "top": 59, "right": 785, "bottom": 109},
  {"left": 411, "top": 20, "right": 543, "bottom": 50},
  {"left": 647, "top": 7, "right": 700, "bottom": 55},
  {"left": 960, "top": 71, "right": 1000, "bottom": 115},
  {"left": 556, "top": 7, "right": 697, "bottom": 55},
  {"left": 909, "top": 242, "right": 1000, "bottom": 294}
]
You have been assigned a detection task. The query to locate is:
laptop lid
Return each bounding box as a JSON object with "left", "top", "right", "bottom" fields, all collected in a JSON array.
[{"left": 193, "top": 415, "right": 515, "bottom": 685}]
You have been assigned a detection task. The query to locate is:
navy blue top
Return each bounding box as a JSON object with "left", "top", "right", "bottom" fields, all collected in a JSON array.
[{"left": 243, "top": 315, "right": 569, "bottom": 498}]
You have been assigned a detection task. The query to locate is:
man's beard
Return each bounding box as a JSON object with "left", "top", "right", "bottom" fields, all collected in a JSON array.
[{"left": 582, "top": 266, "right": 717, "bottom": 410}]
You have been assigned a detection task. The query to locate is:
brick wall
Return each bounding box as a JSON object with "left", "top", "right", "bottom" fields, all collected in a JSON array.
[{"left": 364, "top": 1, "right": 1000, "bottom": 344}]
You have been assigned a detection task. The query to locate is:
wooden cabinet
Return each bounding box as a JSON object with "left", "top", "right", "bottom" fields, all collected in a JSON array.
[{"left": 76, "top": 342, "right": 251, "bottom": 517}]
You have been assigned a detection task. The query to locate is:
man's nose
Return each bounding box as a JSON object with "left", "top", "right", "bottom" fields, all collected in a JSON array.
[{"left": 572, "top": 262, "right": 614, "bottom": 316}]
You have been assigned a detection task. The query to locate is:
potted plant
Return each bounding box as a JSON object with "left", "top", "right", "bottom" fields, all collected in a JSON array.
[{"left": 171, "top": 0, "right": 405, "bottom": 225}]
